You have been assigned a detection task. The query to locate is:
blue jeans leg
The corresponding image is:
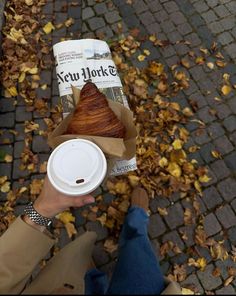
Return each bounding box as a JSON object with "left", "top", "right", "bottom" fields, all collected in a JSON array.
[{"left": 106, "top": 206, "right": 165, "bottom": 295}]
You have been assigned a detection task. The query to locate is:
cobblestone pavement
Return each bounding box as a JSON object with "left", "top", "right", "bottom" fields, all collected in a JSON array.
[{"left": 1, "top": 0, "right": 236, "bottom": 294}]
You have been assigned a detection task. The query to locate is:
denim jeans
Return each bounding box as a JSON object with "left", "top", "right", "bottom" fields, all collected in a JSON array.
[{"left": 85, "top": 206, "right": 165, "bottom": 295}]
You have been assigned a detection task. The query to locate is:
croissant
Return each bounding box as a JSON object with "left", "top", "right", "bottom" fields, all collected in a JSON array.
[{"left": 66, "top": 82, "right": 126, "bottom": 138}]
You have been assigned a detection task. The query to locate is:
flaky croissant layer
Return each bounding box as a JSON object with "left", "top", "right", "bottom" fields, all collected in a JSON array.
[{"left": 66, "top": 82, "right": 126, "bottom": 138}]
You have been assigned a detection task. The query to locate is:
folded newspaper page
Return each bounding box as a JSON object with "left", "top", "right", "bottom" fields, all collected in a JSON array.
[{"left": 53, "top": 39, "right": 137, "bottom": 176}]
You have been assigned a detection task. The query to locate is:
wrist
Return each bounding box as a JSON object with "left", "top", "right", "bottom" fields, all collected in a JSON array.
[{"left": 22, "top": 214, "right": 46, "bottom": 233}]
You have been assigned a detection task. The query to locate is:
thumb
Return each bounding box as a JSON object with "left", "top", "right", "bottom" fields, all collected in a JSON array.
[{"left": 72, "top": 195, "right": 95, "bottom": 208}]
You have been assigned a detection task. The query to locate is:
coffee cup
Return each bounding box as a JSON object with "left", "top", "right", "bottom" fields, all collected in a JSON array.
[{"left": 47, "top": 139, "right": 107, "bottom": 196}]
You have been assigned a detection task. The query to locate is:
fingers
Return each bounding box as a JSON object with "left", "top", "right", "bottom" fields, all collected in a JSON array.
[{"left": 72, "top": 195, "right": 95, "bottom": 208}]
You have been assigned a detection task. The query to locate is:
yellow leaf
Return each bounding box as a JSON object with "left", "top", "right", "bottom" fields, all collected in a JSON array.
[
  {"left": 43, "top": 22, "right": 55, "bottom": 34},
  {"left": 159, "top": 157, "right": 168, "bottom": 168},
  {"left": 149, "top": 35, "right": 156, "bottom": 42},
  {"left": 41, "top": 84, "right": 47, "bottom": 90},
  {"left": 221, "top": 85, "right": 232, "bottom": 96},
  {"left": 19, "top": 186, "right": 28, "bottom": 194},
  {"left": 172, "top": 139, "right": 183, "bottom": 150},
  {"left": 194, "top": 180, "right": 202, "bottom": 194},
  {"left": 199, "top": 174, "right": 211, "bottom": 183},
  {"left": 128, "top": 175, "right": 140, "bottom": 187},
  {"left": 181, "top": 59, "right": 190, "bottom": 68},
  {"left": 167, "top": 162, "right": 182, "bottom": 178},
  {"left": 143, "top": 49, "right": 150, "bottom": 56},
  {"left": 196, "top": 257, "right": 207, "bottom": 271},
  {"left": 211, "top": 150, "right": 222, "bottom": 159},
  {"left": 224, "top": 276, "right": 234, "bottom": 287},
  {"left": 195, "top": 56, "right": 205, "bottom": 64},
  {"left": 64, "top": 222, "right": 77, "bottom": 238},
  {"left": 7, "top": 86, "right": 18, "bottom": 97},
  {"left": 57, "top": 211, "right": 75, "bottom": 224},
  {"left": 182, "top": 107, "right": 193, "bottom": 117},
  {"left": 207, "top": 62, "right": 214, "bottom": 69},
  {"left": 4, "top": 154, "right": 13, "bottom": 163},
  {"left": 1, "top": 181, "right": 10, "bottom": 193},
  {"left": 157, "top": 207, "right": 168, "bottom": 216},
  {"left": 28, "top": 67, "right": 38, "bottom": 74},
  {"left": 0, "top": 176, "right": 7, "bottom": 185},
  {"left": 18, "top": 72, "right": 26, "bottom": 83},
  {"left": 181, "top": 288, "right": 194, "bottom": 295},
  {"left": 25, "top": 0, "right": 33, "bottom": 5},
  {"left": 137, "top": 54, "right": 146, "bottom": 61},
  {"left": 64, "top": 18, "right": 74, "bottom": 27}
]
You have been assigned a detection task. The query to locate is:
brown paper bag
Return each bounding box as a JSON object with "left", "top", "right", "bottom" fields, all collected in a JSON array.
[{"left": 48, "top": 87, "right": 137, "bottom": 160}]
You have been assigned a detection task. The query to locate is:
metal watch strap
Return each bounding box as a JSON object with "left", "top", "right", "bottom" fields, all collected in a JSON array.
[{"left": 24, "top": 202, "right": 52, "bottom": 227}]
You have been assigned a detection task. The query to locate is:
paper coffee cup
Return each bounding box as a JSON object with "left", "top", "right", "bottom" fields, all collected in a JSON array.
[{"left": 47, "top": 139, "right": 107, "bottom": 196}]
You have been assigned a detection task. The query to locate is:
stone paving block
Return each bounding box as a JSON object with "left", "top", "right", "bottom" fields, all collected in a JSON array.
[
  {"left": 162, "top": 230, "right": 185, "bottom": 256},
  {"left": 160, "top": 20, "right": 175, "bottom": 34},
  {"left": 206, "top": 0, "right": 218, "bottom": 7},
  {"left": 0, "top": 162, "right": 11, "bottom": 178},
  {"left": 15, "top": 106, "right": 32, "bottom": 122},
  {"left": 225, "top": 43, "right": 236, "bottom": 59},
  {"left": 160, "top": 260, "right": 171, "bottom": 275},
  {"left": 210, "top": 159, "right": 230, "bottom": 180},
  {"left": 174, "top": 43, "right": 190, "bottom": 56},
  {"left": 223, "top": 115, "right": 236, "bottom": 132},
  {"left": 54, "top": 12, "right": 68, "bottom": 23},
  {"left": 218, "top": 31, "right": 234, "bottom": 46},
  {"left": 96, "top": 27, "right": 114, "bottom": 39},
  {"left": 215, "top": 258, "right": 236, "bottom": 280},
  {"left": 170, "top": 11, "right": 187, "bottom": 25},
  {"left": 15, "top": 123, "right": 25, "bottom": 141},
  {"left": 13, "top": 180, "right": 30, "bottom": 204},
  {"left": 154, "top": 10, "right": 169, "bottom": 22},
  {"left": 54, "top": 0, "right": 67, "bottom": 12},
  {"left": 0, "top": 129, "right": 14, "bottom": 145},
  {"left": 228, "top": 98, "right": 236, "bottom": 114},
  {"left": 179, "top": 225, "right": 195, "bottom": 247},
  {"left": 197, "top": 106, "right": 216, "bottom": 123},
  {"left": 202, "top": 186, "right": 223, "bottom": 210},
  {"left": 163, "top": 0, "right": 179, "bottom": 13},
  {"left": 189, "top": 14, "right": 205, "bottom": 28},
  {"left": 224, "top": 151, "right": 236, "bottom": 173},
  {"left": 35, "top": 87, "right": 51, "bottom": 100},
  {"left": 220, "top": 16, "right": 235, "bottom": 30},
  {"left": 202, "top": 9, "right": 217, "bottom": 23},
  {"left": 166, "top": 30, "right": 182, "bottom": 43},
  {"left": 148, "top": 213, "right": 167, "bottom": 238},
  {"left": 207, "top": 122, "right": 225, "bottom": 140},
  {"left": 14, "top": 141, "right": 25, "bottom": 159},
  {"left": 181, "top": 274, "right": 204, "bottom": 294},
  {"left": 213, "top": 135, "right": 234, "bottom": 156},
  {"left": 42, "top": 1, "right": 53, "bottom": 14},
  {"left": 199, "top": 142, "right": 216, "bottom": 163},
  {"left": 197, "top": 264, "right": 222, "bottom": 290},
  {"left": 188, "top": 151, "right": 205, "bottom": 166},
  {"left": 0, "top": 112, "right": 15, "bottom": 128},
  {"left": 87, "top": 17, "right": 106, "bottom": 30},
  {"left": 94, "top": 2, "right": 107, "bottom": 15},
  {"left": 189, "top": 66, "right": 205, "bottom": 82},
  {"left": 32, "top": 135, "right": 50, "bottom": 153},
  {"left": 133, "top": 0, "right": 148, "bottom": 14},
  {"left": 104, "top": 11, "right": 121, "bottom": 24},
  {"left": 177, "top": 22, "right": 193, "bottom": 35},
  {"left": 149, "top": 196, "right": 170, "bottom": 214},
  {"left": 68, "top": 4, "right": 81, "bottom": 19},
  {"left": 228, "top": 226, "right": 236, "bottom": 244},
  {"left": 85, "top": 221, "right": 108, "bottom": 241},
  {"left": 215, "top": 103, "right": 232, "bottom": 119},
  {"left": 92, "top": 242, "right": 110, "bottom": 267},
  {"left": 159, "top": 45, "right": 176, "bottom": 58},
  {"left": 231, "top": 198, "right": 236, "bottom": 213},
  {"left": 217, "top": 177, "right": 236, "bottom": 201},
  {"left": 216, "top": 204, "right": 236, "bottom": 229},
  {"left": 215, "top": 285, "right": 235, "bottom": 295},
  {"left": 164, "top": 203, "right": 184, "bottom": 229},
  {"left": 203, "top": 213, "right": 221, "bottom": 237},
  {"left": 147, "top": 0, "right": 162, "bottom": 13},
  {"left": 0, "top": 98, "right": 15, "bottom": 112},
  {"left": 193, "top": 1, "right": 209, "bottom": 13},
  {"left": 13, "top": 159, "right": 30, "bottom": 179},
  {"left": 193, "top": 129, "right": 211, "bottom": 145},
  {"left": 170, "top": 253, "right": 189, "bottom": 266}
]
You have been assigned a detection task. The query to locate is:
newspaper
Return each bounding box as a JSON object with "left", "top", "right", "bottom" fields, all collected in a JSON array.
[{"left": 53, "top": 39, "right": 137, "bottom": 176}]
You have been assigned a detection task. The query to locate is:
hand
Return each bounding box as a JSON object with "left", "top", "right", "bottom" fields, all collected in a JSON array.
[{"left": 33, "top": 175, "right": 95, "bottom": 218}]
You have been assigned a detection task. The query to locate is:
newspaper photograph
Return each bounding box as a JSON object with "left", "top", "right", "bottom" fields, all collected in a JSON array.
[{"left": 53, "top": 39, "right": 137, "bottom": 176}]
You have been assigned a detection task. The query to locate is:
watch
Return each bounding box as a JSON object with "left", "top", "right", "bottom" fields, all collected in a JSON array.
[{"left": 24, "top": 202, "right": 52, "bottom": 227}]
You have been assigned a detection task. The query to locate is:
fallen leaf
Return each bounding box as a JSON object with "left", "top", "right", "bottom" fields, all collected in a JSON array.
[
  {"left": 1, "top": 181, "right": 10, "bottom": 193},
  {"left": 211, "top": 150, "right": 222, "bottom": 159},
  {"left": 137, "top": 54, "right": 146, "bottom": 61},
  {"left": 157, "top": 207, "right": 168, "bottom": 216},
  {"left": 57, "top": 211, "right": 75, "bottom": 224},
  {"left": 221, "top": 85, "right": 232, "bottom": 96},
  {"left": 207, "top": 62, "right": 214, "bottom": 69},
  {"left": 104, "top": 238, "right": 118, "bottom": 253},
  {"left": 181, "top": 288, "right": 194, "bottom": 295},
  {"left": 172, "top": 139, "right": 183, "bottom": 150},
  {"left": 224, "top": 276, "right": 234, "bottom": 287},
  {"left": 167, "top": 162, "right": 182, "bottom": 178},
  {"left": 64, "top": 222, "right": 77, "bottom": 238},
  {"left": 4, "top": 154, "right": 13, "bottom": 163},
  {"left": 43, "top": 22, "right": 55, "bottom": 34}
]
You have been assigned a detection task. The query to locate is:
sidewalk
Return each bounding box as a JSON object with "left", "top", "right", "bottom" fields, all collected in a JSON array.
[{"left": 1, "top": 0, "right": 236, "bottom": 294}]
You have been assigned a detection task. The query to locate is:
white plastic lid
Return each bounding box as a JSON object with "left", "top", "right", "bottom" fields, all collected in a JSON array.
[{"left": 47, "top": 139, "right": 107, "bottom": 196}]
